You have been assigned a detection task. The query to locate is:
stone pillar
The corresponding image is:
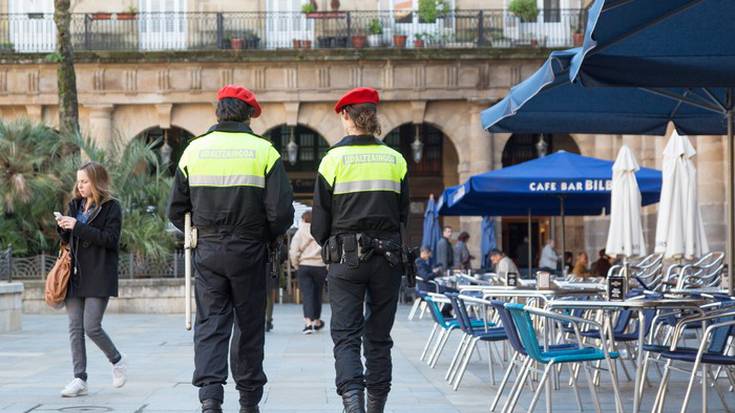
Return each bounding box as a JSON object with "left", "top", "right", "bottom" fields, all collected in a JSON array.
[
  {"left": 86, "top": 105, "right": 114, "bottom": 151},
  {"left": 24, "top": 105, "right": 43, "bottom": 124},
  {"left": 697, "top": 135, "right": 727, "bottom": 253},
  {"left": 459, "top": 101, "right": 494, "bottom": 262}
]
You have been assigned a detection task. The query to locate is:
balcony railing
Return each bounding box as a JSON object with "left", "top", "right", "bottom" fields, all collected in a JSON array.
[{"left": 0, "top": 10, "right": 587, "bottom": 53}]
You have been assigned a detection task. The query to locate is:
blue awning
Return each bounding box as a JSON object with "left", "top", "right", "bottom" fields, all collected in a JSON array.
[{"left": 438, "top": 151, "right": 661, "bottom": 217}]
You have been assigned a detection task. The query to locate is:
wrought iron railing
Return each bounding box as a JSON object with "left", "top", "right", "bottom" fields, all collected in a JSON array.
[
  {"left": 0, "top": 9, "right": 587, "bottom": 53},
  {"left": 6, "top": 250, "right": 185, "bottom": 280}
]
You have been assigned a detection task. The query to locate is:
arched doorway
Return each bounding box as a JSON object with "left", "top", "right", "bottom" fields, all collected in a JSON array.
[
  {"left": 264, "top": 124, "right": 329, "bottom": 201},
  {"left": 383, "top": 123, "right": 459, "bottom": 247},
  {"left": 134, "top": 126, "right": 194, "bottom": 176},
  {"left": 500, "top": 133, "right": 581, "bottom": 272}
]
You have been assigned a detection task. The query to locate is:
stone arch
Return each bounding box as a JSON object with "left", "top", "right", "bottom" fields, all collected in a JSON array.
[
  {"left": 501, "top": 133, "right": 580, "bottom": 167},
  {"left": 262, "top": 123, "right": 330, "bottom": 199},
  {"left": 296, "top": 103, "right": 342, "bottom": 145},
  {"left": 423, "top": 101, "right": 472, "bottom": 166},
  {"left": 132, "top": 124, "right": 196, "bottom": 176}
]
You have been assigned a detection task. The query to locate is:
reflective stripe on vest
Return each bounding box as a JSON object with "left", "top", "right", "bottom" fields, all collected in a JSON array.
[
  {"left": 333, "top": 179, "right": 401, "bottom": 194},
  {"left": 178, "top": 130, "right": 280, "bottom": 188},
  {"left": 319, "top": 143, "right": 407, "bottom": 195},
  {"left": 188, "top": 174, "right": 266, "bottom": 188}
]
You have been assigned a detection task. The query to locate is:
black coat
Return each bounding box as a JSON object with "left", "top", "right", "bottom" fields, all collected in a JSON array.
[{"left": 57, "top": 198, "right": 122, "bottom": 298}]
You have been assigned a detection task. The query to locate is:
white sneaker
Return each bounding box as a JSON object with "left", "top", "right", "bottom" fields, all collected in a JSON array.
[
  {"left": 112, "top": 354, "right": 127, "bottom": 388},
  {"left": 60, "top": 378, "right": 88, "bottom": 397}
]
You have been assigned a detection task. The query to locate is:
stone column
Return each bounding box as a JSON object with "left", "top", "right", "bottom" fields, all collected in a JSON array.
[
  {"left": 697, "top": 135, "right": 727, "bottom": 253},
  {"left": 86, "top": 105, "right": 114, "bottom": 152},
  {"left": 459, "top": 101, "right": 494, "bottom": 262}
]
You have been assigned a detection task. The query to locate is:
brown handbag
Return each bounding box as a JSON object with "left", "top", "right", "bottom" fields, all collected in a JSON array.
[{"left": 45, "top": 243, "right": 72, "bottom": 308}]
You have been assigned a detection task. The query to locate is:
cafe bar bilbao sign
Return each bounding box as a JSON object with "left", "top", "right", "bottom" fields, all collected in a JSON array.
[{"left": 529, "top": 179, "right": 613, "bottom": 192}]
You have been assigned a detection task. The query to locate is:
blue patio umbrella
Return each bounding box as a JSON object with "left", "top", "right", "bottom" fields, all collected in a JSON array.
[
  {"left": 481, "top": 49, "right": 728, "bottom": 136},
  {"left": 481, "top": 216, "right": 496, "bottom": 269},
  {"left": 421, "top": 194, "right": 441, "bottom": 265},
  {"left": 569, "top": 0, "right": 735, "bottom": 294}
]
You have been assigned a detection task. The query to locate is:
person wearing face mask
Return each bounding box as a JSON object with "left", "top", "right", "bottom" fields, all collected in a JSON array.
[{"left": 56, "top": 161, "right": 127, "bottom": 398}]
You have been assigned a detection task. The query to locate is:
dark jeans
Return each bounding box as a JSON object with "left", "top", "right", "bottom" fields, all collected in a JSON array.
[
  {"left": 298, "top": 265, "right": 327, "bottom": 320},
  {"left": 192, "top": 235, "right": 267, "bottom": 406},
  {"left": 65, "top": 296, "right": 121, "bottom": 382},
  {"left": 328, "top": 255, "right": 402, "bottom": 397}
]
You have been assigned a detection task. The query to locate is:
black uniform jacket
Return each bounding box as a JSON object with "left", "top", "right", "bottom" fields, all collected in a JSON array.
[
  {"left": 311, "top": 135, "right": 410, "bottom": 245},
  {"left": 58, "top": 198, "right": 122, "bottom": 298},
  {"left": 167, "top": 121, "right": 294, "bottom": 240}
]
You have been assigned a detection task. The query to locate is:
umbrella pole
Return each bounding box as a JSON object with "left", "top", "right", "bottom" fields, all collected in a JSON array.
[
  {"left": 528, "top": 209, "right": 532, "bottom": 278},
  {"left": 728, "top": 106, "right": 734, "bottom": 295},
  {"left": 560, "top": 197, "right": 567, "bottom": 276}
]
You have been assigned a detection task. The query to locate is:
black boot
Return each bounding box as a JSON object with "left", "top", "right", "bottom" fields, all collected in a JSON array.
[
  {"left": 239, "top": 405, "right": 260, "bottom": 413},
  {"left": 201, "top": 399, "right": 223, "bottom": 413},
  {"left": 366, "top": 392, "right": 387, "bottom": 413},
  {"left": 341, "top": 389, "right": 365, "bottom": 413}
]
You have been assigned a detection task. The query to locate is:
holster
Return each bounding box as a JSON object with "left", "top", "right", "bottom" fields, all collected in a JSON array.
[{"left": 321, "top": 235, "right": 343, "bottom": 265}]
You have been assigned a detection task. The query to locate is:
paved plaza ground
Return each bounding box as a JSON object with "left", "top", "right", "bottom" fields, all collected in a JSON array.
[{"left": 0, "top": 304, "right": 732, "bottom": 413}]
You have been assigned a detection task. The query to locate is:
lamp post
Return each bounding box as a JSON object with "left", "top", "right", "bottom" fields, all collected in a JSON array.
[
  {"left": 286, "top": 126, "right": 298, "bottom": 165},
  {"left": 411, "top": 124, "right": 423, "bottom": 163}
]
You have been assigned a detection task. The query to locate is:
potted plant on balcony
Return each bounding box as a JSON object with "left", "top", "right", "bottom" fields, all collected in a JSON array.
[
  {"left": 414, "top": 33, "right": 427, "bottom": 48},
  {"left": 92, "top": 12, "right": 113, "bottom": 20},
  {"left": 331, "top": 0, "right": 341, "bottom": 11},
  {"left": 393, "top": 31, "right": 407, "bottom": 48},
  {"left": 231, "top": 37, "right": 244, "bottom": 50},
  {"left": 243, "top": 30, "right": 261, "bottom": 49},
  {"left": 571, "top": 22, "right": 584, "bottom": 46},
  {"left": 117, "top": 5, "right": 138, "bottom": 20},
  {"left": 508, "top": 0, "right": 538, "bottom": 22},
  {"left": 368, "top": 19, "right": 383, "bottom": 47},
  {"left": 418, "top": 0, "right": 449, "bottom": 24},
  {"left": 301, "top": 1, "right": 317, "bottom": 16},
  {"left": 351, "top": 32, "right": 367, "bottom": 49}
]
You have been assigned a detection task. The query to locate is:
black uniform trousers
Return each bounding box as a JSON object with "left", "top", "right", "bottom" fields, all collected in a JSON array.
[
  {"left": 192, "top": 233, "right": 267, "bottom": 406},
  {"left": 328, "top": 254, "right": 403, "bottom": 397}
]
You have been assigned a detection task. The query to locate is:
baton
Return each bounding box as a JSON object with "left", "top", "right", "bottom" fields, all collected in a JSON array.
[{"left": 184, "top": 212, "right": 193, "bottom": 331}]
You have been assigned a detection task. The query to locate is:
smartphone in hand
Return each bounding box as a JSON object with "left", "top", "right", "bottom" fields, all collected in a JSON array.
[{"left": 53, "top": 211, "right": 63, "bottom": 220}]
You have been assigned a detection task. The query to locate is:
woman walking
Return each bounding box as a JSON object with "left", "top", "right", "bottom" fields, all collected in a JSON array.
[
  {"left": 56, "top": 161, "right": 127, "bottom": 397},
  {"left": 289, "top": 210, "right": 327, "bottom": 334}
]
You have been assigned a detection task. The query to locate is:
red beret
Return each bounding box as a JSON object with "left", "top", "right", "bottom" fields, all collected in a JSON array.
[
  {"left": 216, "top": 85, "right": 262, "bottom": 118},
  {"left": 334, "top": 87, "right": 380, "bottom": 113}
]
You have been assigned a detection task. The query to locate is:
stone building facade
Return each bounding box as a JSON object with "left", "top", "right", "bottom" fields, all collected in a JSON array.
[{"left": 0, "top": 0, "right": 726, "bottom": 268}]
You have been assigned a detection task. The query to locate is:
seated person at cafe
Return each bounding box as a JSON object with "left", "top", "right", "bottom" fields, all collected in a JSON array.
[
  {"left": 489, "top": 248, "right": 520, "bottom": 284},
  {"left": 415, "top": 246, "right": 455, "bottom": 316},
  {"left": 591, "top": 249, "right": 612, "bottom": 277},
  {"left": 572, "top": 251, "right": 596, "bottom": 278}
]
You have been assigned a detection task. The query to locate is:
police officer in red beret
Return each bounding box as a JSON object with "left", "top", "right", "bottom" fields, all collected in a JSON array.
[
  {"left": 168, "top": 85, "right": 294, "bottom": 413},
  {"left": 312, "top": 87, "right": 410, "bottom": 413}
]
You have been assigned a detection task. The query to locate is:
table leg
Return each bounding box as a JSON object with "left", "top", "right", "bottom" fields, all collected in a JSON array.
[{"left": 633, "top": 311, "right": 647, "bottom": 413}]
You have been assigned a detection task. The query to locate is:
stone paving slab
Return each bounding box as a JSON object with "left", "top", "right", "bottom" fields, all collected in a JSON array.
[{"left": 0, "top": 304, "right": 732, "bottom": 412}]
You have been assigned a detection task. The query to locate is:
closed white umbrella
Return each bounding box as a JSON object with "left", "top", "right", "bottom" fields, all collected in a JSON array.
[
  {"left": 606, "top": 145, "right": 647, "bottom": 258},
  {"left": 654, "top": 131, "right": 709, "bottom": 259}
]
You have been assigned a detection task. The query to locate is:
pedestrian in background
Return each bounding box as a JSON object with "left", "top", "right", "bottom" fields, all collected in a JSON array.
[
  {"left": 538, "top": 239, "right": 558, "bottom": 272},
  {"left": 572, "top": 251, "right": 592, "bottom": 278},
  {"left": 436, "top": 226, "right": 454, "bottom": 273},
  {"left": 56, "top": 161, "right": 127, "bottom": 398},
  {"left": 591, "top": 249, "right": 612, "bottom": 277},
  {"left": 453, "top": 231, "right": 473, "bottom": 270},
  {"left": 289, "top": 210, "right": 327, "bottom": 335}
]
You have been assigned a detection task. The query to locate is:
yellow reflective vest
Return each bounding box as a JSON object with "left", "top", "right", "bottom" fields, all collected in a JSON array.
[
  {"left": 311, "top": 135, "right": 409, "bottom": 245},
  {"left": 168, "top": 121, "right": 294, "bottom": 240}
]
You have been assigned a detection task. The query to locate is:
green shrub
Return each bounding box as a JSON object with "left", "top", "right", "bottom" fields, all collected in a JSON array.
[
  {"left": 508, "top": 0, "right": 539, "bottom": 22},
  {"left": 0, "top": 120, "right": 174, "bottom": 258}
]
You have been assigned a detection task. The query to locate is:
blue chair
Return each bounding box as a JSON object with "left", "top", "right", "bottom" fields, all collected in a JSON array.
[
  {"left": 420, "top": 292, "right": 493, "bottom": 367},
  {"left": 504, "top": 303, "right": 624, "bottom": 413},
  {"left": 489, "top": 300, "right": 594, "bottom": 413},
  {"left": 444, "top": 293, "right": 506, "bottom": 390},
  {"left": 651, "top": 309, "right": 735, "bottom": 413}
]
